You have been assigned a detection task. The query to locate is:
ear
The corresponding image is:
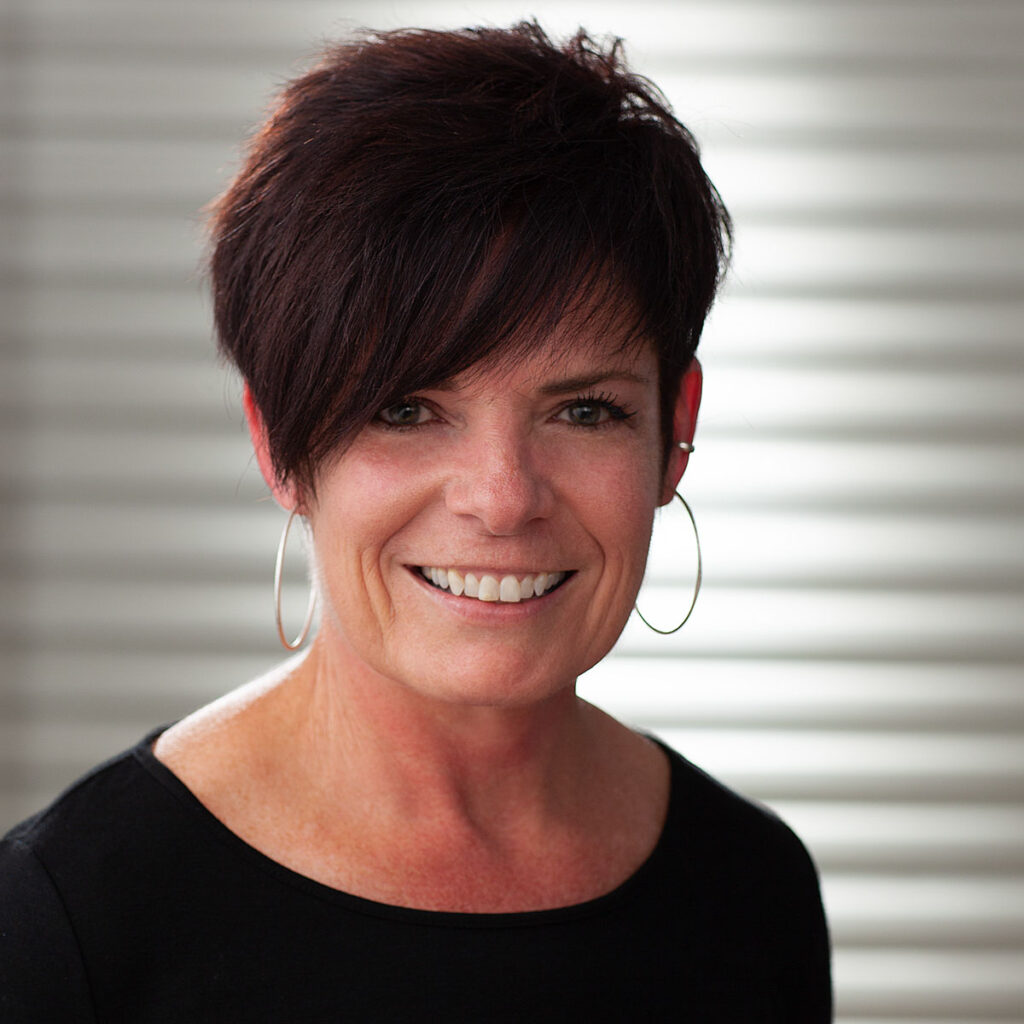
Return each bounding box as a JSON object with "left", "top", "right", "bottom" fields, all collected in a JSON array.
[
  {"left": 242, "top": 383, "right": 303, "bottom": 512},
  {"left": 659, "top": 357, "right": 703, "bottom": 506}
]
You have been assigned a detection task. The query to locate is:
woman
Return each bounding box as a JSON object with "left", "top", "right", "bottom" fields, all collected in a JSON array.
[{"left": 1, "top": 23, "right": 831, "bottom": 1021}]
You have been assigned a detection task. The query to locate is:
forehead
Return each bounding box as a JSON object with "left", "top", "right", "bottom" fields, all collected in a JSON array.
[
  {"left": 445, "top": 302, "right": 657, "bottom": 394},
  {"left": 444, "top": 336, "right": 656, "bottom": 397}
]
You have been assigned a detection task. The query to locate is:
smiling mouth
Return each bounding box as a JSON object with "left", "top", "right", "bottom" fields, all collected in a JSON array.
[{"left": 416, "top": 567, "right": 570, "bottom": 603}]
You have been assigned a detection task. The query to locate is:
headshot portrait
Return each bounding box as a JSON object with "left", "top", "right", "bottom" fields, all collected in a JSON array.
[{"left": 2, "top": 3, "right": 1022, "bottom": 1021}]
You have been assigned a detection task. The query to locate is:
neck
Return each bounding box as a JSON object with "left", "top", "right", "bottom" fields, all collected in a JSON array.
[
  {"left": 272, "top": 633, "right": 600, "bottom": 836},
  {"left": 154, "top": 627, "right": 667, "bottom": 913}
]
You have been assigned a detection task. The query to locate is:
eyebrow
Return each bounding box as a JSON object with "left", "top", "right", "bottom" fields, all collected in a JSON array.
[
  {"left": 426, "top": 369, "right": 651, "bottom": 395},
  {"left": 536, "top": 371, "right": 651, "bottom": 395}
]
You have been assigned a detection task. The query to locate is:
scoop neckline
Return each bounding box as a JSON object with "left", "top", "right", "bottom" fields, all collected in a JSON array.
[{"left": 133, "top": 723, "right": 683, "bottom": 929}]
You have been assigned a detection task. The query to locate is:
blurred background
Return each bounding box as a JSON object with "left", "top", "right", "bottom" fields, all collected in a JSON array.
[{"left": 2, "top": 1, "right": 1023, "bottom": 1020}]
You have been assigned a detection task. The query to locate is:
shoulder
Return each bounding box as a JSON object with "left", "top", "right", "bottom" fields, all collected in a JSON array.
[
  {"left": 656, "top": 739, "right": 832, "bottom": 1009},
  {"left": 647, "top": 740, "right": 832, "bottom": 1017},
  {"left": 0, "top": 834, "right": 97, "bottom": 1020},
  {"left": 4, "top": 730, "right": 177, "bottom": 866},
  {"left": 5, "top": 739, "right": 142, "bottom": 852},
  {"left": 661, "top": 739, "right": 817, "bottom": 871},
  {"left": 0, "top": 737, "right": 169, "bottom": 1023},
  {"left": 0, "top": 725, "right": 219, "bottom": 927},
  {"left": 1, "top": 731, "right": 192, "bottom": 910},
  {"left": 659, "top": 739, "right": 826, "bottom": 911},
  {"left": 149, "top": 660, "right": 302, "bottom": 814}
]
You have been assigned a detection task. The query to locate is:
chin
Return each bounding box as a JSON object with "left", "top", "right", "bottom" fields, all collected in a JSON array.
[{"left": 393, "top": 652, "right": 583, "bottom": 712}]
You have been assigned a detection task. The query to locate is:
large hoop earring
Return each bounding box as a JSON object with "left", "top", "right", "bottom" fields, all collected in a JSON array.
[
  {"left": 274, "top": 509, "right": 317, "bottom": 650},
  {"left": 634, "top": 491, "right": 702, "bottom": 635}
]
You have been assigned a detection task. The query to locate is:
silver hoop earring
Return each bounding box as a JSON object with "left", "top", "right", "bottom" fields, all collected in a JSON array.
[
  {"left": 634, "top": 491, "right": 702, "bottom": 635},
  {"left": 274, "top": 509, "right": 317, "bottom": 650}
]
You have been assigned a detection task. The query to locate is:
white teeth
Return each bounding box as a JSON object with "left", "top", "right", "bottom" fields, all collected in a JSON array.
[{"left": 419, "top": 567, "right": 566, "bottom": 603}]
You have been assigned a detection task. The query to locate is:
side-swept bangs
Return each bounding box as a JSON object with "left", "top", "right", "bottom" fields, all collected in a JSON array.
[{"left": 208, "top": 21, "right": 731, "bottom": 490}]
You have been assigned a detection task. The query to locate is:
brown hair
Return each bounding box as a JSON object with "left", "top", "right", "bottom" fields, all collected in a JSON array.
[{"left": 209, "top": 21, "right": 731, "bottom": 489}]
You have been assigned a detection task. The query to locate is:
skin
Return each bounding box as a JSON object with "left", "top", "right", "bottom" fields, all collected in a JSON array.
[{"left": 155, "top": 324, "right": 701, "bottom": 913}]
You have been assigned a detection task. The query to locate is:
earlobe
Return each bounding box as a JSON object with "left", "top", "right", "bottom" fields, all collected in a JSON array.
[
  {"left": 660, "top": 357, "right": 703, "bottom": 505},
  {"left": 242, "top": 384, "right": 302, "bottom": 511}
]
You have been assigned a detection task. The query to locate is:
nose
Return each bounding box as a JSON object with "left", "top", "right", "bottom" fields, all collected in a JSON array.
[{"left": 444, "top": 430, "right": 554, "bottom": 535}]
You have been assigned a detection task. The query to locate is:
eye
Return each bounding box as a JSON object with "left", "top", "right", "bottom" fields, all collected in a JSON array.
[
  {"left": 376, "top": 400, "right": 435, "bottom": 428},
  {"left": 562, "top": 401, "right": 610, "bottom": 427},
  {"left": 557, "top": 394, "right": 634, "bottom": 428}
]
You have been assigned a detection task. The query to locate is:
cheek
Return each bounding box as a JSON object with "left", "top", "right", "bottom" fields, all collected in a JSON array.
[
  {"left": 322, "top": 443, "right": 421, "bottom": 507},
  {"left": 313, "top": 444, "right": 432, "bottom": 541},
  {"left": 560, "top": 438, "right": 662, "bottom": 521},
  {"left": 584, "top": 490, "right": 655, "bottom": 569},
  {"left": 558, "top": 449, "right": 660, "bottom": 610},
  {"left": 306, "top": 456, "right": 427, "bottom": 613}
]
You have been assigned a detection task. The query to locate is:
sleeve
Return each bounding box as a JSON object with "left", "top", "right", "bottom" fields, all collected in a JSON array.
[
  {"left": 768, "top": 825, "right": 833, "bottom": 1023},
  {"left": 0, "top": 836, "right": 97, "bottom": 1023}
]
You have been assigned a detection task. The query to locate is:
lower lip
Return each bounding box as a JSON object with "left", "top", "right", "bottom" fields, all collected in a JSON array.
[{"left": 406, "top": 568, "right": 571, "bottom": 621}]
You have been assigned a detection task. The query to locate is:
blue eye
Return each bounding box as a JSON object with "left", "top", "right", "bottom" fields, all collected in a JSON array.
[{"left": 377, "top": 400, "right": 433, "bottom": 427}]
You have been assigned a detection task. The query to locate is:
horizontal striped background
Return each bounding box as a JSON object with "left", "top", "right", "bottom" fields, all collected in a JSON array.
[{"left": 3, "top": 2, "right": 1023, "bottom": 1019}]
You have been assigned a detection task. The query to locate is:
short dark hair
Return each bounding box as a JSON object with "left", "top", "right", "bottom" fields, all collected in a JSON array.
[{"left": 209, "top": 21, "right": 731, "bottom": 490}]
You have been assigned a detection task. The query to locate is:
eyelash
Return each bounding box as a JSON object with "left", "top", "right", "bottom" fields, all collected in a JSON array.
[
  {"left": 559, "top": 392, "right": 636, "bottom": 429},
  {"left": 374, "top": 399, "right": 436, "bottom": 430},
  {"left": 374, "top": 391, "right": 636, "bottom": 431}
]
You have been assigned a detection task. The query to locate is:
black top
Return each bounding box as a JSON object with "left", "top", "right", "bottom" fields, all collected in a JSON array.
[{"left": 1, "top": 728, "right": 831, "bottom": 1022}]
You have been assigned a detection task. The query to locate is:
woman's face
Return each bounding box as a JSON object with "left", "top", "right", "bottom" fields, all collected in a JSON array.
[{"left": 256, "top": 326, "right": 698, "bottom": 711}]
